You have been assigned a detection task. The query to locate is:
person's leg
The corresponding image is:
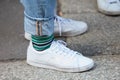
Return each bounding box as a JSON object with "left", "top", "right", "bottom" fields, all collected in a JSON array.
[
  {"left": 21, "top": 0, "right": 55, "bottom": 51},
  {"left": 21, "top": 0, "right": 94, "bottom": 72},
  {"left": 97, "top": 0, "right": 120, "bottom": 15},
  {"left": 56, "top": 0, "right": 63, "bottom": 16},
  {"left": 21, "top": 0, "right": 55, "bottom": 36}
]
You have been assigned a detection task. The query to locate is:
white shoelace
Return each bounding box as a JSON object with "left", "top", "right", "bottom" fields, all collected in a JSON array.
[
  {"left": 54, "top": 40, "right": 82, "bottom": 57},
  {"left": 54, "top": 16, "right": 71, "bottom": 36}
]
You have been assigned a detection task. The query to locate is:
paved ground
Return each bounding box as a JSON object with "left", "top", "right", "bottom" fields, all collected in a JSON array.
[
  {"left": 0, "top": 55, "right": 120, "bottom": 80},
  {"left": 0, "top": 0, "right": 120, "bottom": 80},
  {"left": 0, "top": 0, "right": 28, "bottom": 60},
  {"left": 0, "top": 0, "right": 120, "bottom": 59},
  {"left": 61, "top": 0, "right": 120, "bottom": 56}
]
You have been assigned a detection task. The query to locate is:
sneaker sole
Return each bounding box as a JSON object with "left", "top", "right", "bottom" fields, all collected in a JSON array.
[{"left": 27, "top": 60, "right": 94, "bottom": 73}]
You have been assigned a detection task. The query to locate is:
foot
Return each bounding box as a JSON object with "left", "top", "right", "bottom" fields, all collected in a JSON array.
[
  {"left": 97, "top": 0, "right": 120, "bottom": 15},
  {"left": 27, "top": 40, "right": 94, "bottom": 72},
  {"left": 25, "top": 16, "right": 88, "bottom": 40}
]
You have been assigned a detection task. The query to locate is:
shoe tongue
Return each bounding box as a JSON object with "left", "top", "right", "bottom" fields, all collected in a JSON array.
[
  {"left": 49, "top": 41, "right": 58, "bottom": 48},
  {"left": 57, "top": 40, "right": 67, "bottom": 46},
  {"left": 49, "top": 40, "right": 66, "bottom": 49}
]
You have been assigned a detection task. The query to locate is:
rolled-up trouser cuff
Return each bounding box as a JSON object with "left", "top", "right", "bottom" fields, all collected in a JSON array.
[{"left": 24, "top": 13, "right": 54, "bottom": 36}]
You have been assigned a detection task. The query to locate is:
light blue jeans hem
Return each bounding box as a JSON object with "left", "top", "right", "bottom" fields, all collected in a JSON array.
[
  {"left": 20, "top": 0, "right": 56, "bottom": 36},
  {"left": 24, "top": 16, "right": 54, "bottom": 36}
]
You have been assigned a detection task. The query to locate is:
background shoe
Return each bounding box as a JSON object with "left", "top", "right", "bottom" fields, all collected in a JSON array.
[
  {"left": 27, "top": 40, "right": 94, "bottom": 72},
  {"left": 25, "top": 16, "right": 88, "bottom": 40},
  {"left": 54, "top": 16, "right": 88, "bottom": 36},
  {"left": 97, "top": 0, "right": 120, "bottom": 15}
]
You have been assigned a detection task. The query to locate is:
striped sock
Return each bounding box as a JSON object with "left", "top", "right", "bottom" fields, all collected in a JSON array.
[{"left": 32, "top": 34, "right": 54, "bottom": 51}]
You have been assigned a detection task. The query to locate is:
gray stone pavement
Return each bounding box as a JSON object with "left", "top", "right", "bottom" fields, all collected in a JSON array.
[
  {"left": 0, "top": 0, "right": 28, "bottom": 60},
  {"left": 61, "top": 0, "right": 120, "bottom": 56},
  {"left": 0, "top": 0, "right": 120, "bottom": 60},
  {"left": 61, "top": 0, "right": 98, "bottom": 14},
  {"left": 0, "top": 55, "right": 120, "bottom": 80},
  {"left": 0, "top": 0, "right": 120, "bottom": 79},
  {"left": 65, "top": 13, "right": 120, "bottom": 56}
]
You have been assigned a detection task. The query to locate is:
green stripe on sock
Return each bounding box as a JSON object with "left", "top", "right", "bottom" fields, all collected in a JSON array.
[
  {"left": 32, "top": 34, "right": 54, "bottom": 51},
  {"left": 32, "top": 34, "right": 54, "bottom": 40},
  {"left": 32, "top": 35, "right": 54, "bottom": 43},
  {"left": 33, "top": 43, "right": 51, "bottom": 51}
]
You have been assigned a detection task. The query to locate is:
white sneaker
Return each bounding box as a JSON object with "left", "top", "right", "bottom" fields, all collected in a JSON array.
[
  {"left": 97, "top": 0, "right": 120, "bottom": 15},
  {"left": 54, "top": 16, "right": 88, "bottom": 36},
  {"left": 25, "top": 16, "right": 88, "bottom": 40},
  {"left": 27, "top": 40, "right": 94, "bottom": 72}
]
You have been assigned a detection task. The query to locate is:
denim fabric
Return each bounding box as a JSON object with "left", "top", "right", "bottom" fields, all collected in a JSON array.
[{"left": 20, "top": 0, "right": 56, "bottom": 35}]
